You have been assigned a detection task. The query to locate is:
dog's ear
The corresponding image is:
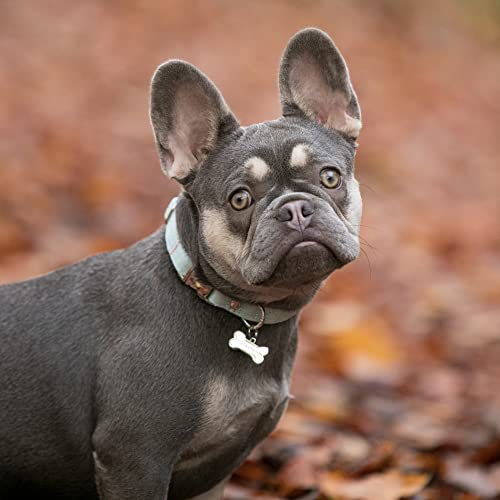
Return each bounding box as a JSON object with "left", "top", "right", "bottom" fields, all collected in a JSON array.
[
  {"left": 150, "top": 60, "right": 240, "bottom": 182},
  {"left": 279, "top": 28, "right": 361, "bottom": 139}
]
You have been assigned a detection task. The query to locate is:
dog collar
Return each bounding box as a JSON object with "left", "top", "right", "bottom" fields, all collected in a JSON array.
[{"left": 164, "top": 196, "right": 297, "bottom": 326}]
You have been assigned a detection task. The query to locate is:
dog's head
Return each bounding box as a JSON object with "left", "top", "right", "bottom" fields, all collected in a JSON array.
[{"left": 150, "top": 28, "right": 362, "bottom": 299}]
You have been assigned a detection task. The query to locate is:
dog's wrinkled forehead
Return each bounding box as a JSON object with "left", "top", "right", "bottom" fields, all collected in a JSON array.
[{"left": 194, "top": 118, "right": 355, "bottom": 204}]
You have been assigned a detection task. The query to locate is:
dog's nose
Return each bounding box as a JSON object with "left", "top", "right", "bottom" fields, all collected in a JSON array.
[{"left": 277, "top": 200, "right": 314, "bottom": 232}]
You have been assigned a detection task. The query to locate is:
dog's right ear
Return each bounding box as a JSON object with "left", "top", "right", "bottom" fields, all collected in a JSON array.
[
  {"left": 279, "top": 28, "right": 362, "bottom": 139},
  {"left": 150, "top": 61, "right": 240, "bottom": 183}
]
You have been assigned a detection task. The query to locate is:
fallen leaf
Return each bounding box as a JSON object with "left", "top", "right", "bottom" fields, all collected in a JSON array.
[
  {"left": 392, "top": 412, "right": 454, "bottom": 450},
  {"left": 345, "top": 441, "right": 395, "bottom": 476},
  {"left": 444, "top": 456, "right": 500, "bottom": 498},
  {"left": 469, "top": 437, "right": 500, "bottom": 466},
  {"left": 319, "top": 469, "right": 431, "bottom": 500},
  {"left": 232, "top": 459, "right": 268, "bottom": 483},
  {"left": 314, "top": 316, "right": 404, "bottom": 383},
  {"left": 330, "top": 434, "right": 372, "bottom": 469}
]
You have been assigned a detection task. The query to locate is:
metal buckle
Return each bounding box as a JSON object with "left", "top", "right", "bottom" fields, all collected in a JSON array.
[{"left": 242, "top": 306, "right": 266, "bottom": 342}]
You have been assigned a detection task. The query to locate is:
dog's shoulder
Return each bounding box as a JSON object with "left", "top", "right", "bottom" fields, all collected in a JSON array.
[
  {"left": 0, "top": 228, "right": 179, "bottom": 343},
  {"left": 1, "top": 228, "right": 163, "bottom": 303}
]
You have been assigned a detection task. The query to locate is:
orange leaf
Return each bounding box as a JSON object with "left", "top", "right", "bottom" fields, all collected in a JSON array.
[{"left": 320, "top": 469, "right": 431, "bottom": 500}]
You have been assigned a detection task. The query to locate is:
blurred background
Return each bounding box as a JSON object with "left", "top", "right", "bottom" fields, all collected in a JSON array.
[{"left": 1, "top": 1, "right": 500, "bottom": 498}]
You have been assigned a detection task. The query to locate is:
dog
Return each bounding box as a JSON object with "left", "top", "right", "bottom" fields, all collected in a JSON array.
[{"left": 0, "top": 28, "right": 362, "bottom": 499}]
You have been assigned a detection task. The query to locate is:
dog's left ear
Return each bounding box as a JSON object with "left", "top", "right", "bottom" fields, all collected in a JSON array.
[
  {"left": 150, "top": 60, "right": 240, "bottom": 182},
  {"left": 279, "top": 28, "right": 362, "bottom": 139}
]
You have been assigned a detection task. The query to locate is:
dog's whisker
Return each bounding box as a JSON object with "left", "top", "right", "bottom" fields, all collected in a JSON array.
[
  {"left": 359, "top": 182, "right": 379, "bottom": 196},
  {"left": 349, "top": 223, "right": 379, "bottom": 230},
  {"left": 359, "top": 236, "right": 378, "bottom": 252},
  {"left": 359, "top": 246, "right": 373, "bottom": 279}
]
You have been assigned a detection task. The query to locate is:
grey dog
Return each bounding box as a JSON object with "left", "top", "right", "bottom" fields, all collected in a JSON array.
[{"left": 0, "top": 28, "right": 363, "bottom": 499}]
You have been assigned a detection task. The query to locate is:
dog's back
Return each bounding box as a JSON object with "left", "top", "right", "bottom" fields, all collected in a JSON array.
[{"left": 0, "top": 255, "right": 110, "bottom": 498}]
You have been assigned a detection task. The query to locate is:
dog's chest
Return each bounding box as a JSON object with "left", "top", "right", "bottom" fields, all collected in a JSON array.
[{"left": 175, "top": 371, "right": 289, "bottom": 473}]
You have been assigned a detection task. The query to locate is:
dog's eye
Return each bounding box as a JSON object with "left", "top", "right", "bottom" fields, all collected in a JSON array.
[
  {"left": 229, "top": 190, "right": 253, "bottom": 210},
  {"left": 320, "top": 167, "right": 342, "bottom": 189}
]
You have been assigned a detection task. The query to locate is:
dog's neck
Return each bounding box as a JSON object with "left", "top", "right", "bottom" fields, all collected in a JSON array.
[{"left": 174, "top": 195, "right": 321, "bottom": 311}]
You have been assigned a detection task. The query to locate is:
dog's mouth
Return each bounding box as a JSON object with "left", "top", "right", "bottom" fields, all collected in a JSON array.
[
  {"left": 292, "top": 240, "right": 325, "bottom": 249},
  {"left": 283, "top": 239, "right": 330, "bottom": 260},
  {"left": 283, "top": 232, "right": 355, "bottom": 264},
  {"left": 265, "top": 239, "right": 341, "bottom": 287},
  {"left": 242, "top": 229, "right": 358, "bottom": 287}
]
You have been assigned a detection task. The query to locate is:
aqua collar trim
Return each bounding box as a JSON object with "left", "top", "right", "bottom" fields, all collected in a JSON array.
[{"left": 164, "top": 196, "right": 297, "bottom": 325}]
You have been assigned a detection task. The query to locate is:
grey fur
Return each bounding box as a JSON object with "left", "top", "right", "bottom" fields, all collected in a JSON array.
[{"left": 0, "top": 28, "right": 362, "bottom": 499}]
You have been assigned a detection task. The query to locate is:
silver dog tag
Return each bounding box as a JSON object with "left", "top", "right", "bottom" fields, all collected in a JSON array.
[{"left": 228, "top": 330, "right": 269, "bottom": 364}]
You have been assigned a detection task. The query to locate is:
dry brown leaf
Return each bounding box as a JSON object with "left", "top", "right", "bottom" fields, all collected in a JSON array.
[
  {"left": 330, "top": 434, "right": 372, "bottom": 468},
  {"left": 232, "top": 459, "right": 268, "bottom": 483},
  {"left": 469, "top": 437, "right": 500, "bottom": 466},
  {"left": 273, "top": 410, "right": 331, "bottom": 443},
  {"left": 444, "top": 456, "right": 500, "bottom": 498},
  {"left": 392, "top": 412, "right": 453, "bottom": 450},
  {"left": 277, "top": 456, "right": 317, "bottom": 493},
  {"left": 412, "top": 484, "right": 456, "bottom": 500},
  {"left": 0, "top": 217, "right": 33, "bottom": 256},
  {"left": 319, "top": 469, "right": 431, "bottom": 500},
  {"left": 273, "top": 442, "right": 333, "bottom": 496},
  {"left": 345, "top": 441, "right": 395, "bottom": 477},
  {"left": 392, "top": 449, "right": 442, "bottom": 475},
  {"left": 318, "top": 317, "right": 404, "bottom": 383}
]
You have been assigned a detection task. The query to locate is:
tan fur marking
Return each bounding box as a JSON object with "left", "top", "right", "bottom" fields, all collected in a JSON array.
[
  {"left": 244, "top": 157, "right": 270, "bottom": 181},
  {"left": 177, "top": 374, "right": 287, "bottom": 470},
  {"left": 290, "top": 144, "right": 310, "bottom": 168},
  {"left": 345, "top": 178, "right": 362, "bottom": 232},
  {"left": 201, "top": 209, "right": 244, "bottom": 269}
]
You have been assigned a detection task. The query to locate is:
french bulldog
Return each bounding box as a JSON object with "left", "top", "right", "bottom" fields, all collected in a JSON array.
[{"left": 0, "top": 28, "right": 362, "bottom": 499}]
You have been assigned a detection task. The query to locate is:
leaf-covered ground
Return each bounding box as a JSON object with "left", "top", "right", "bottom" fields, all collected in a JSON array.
[{"left": 1, "top": 1, "right": 500, "bottom": 498}]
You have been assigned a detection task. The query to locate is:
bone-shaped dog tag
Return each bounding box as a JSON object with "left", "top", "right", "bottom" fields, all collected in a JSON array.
[{"left": 228, "top": 330, "right": 269, "bottom": 364}]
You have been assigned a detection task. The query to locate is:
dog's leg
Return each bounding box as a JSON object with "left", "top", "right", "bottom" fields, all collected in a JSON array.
[
  {"left": 92, "top": 442, "right": 176, "bottom": 499},
  {"left": 188, "top": 478, "right": 228, "bottom": 500}
]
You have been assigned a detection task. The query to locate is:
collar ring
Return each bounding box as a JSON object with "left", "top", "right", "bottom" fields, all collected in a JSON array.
[{"left": 242, "top": 305, "right": 266, "bottom": 333}]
